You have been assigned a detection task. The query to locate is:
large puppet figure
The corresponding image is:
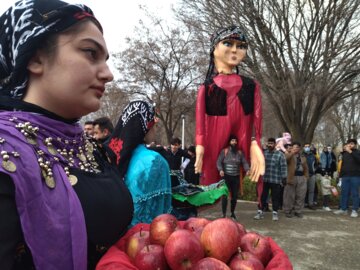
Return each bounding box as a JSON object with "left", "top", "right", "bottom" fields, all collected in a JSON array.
[{"left": 195, "top": 26, "right": 265, "bottom": 185}]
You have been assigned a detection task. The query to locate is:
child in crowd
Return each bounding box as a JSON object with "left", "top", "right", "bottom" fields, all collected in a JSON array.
[{"left": 320, "top": 173, "right": 335, "bottom": 211}]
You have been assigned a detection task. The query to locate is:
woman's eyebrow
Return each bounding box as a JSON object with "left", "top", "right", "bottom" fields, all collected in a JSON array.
[{"left": 81, "top": 38, "right": 109, "bottom": 60}]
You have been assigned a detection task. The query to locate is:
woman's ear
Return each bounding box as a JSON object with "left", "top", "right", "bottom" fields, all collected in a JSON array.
[{"left": 27, "top": 50, "right": 45, "bottom": 75}]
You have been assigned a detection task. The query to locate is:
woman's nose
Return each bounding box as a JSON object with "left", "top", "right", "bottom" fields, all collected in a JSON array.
[{"left": 100, "top": 63, "right": 114, "bottom": 83}]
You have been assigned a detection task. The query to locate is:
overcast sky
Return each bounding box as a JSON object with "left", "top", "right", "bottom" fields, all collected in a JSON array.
[{"left": 0, "top": 0, "right": 177, "bottom": 78}]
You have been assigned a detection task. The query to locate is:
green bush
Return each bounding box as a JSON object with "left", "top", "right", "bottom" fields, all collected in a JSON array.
[
  {"left": 239, "top": 176, "right": 258, "bottom": 201},
  {"left": 238, "top": 176, "right": 340, "bottom": 207}
]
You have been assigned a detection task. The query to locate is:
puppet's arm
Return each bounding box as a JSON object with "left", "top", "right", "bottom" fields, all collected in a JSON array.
[
  {"left": 249, "top": 83, "right": 265, "bottom": 182},
  {"left": 195, "top": 85, "right": 206, "bottom": 174},
  {"left": 195, "top": 145, "right": 204, "bottom": 174},
  {"left": 253, "top": 82, "right": 262, "bottom": 142},
  {"left": 249, "top": 140, "right": 265, "bottom": 182}
]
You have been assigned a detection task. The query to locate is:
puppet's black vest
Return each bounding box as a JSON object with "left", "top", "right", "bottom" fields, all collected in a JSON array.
[{"left": 205, "top": 75, "right": 255, "bottom": 116}]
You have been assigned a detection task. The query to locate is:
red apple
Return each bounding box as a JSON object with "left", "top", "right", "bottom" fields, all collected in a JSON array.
[
  {"left": 150, "top": 214, "right": 179, "bottom": 246},
  {"left": 183, "top": 217, "right": 210, "bottom": 232},
  {"left": 125, "top": 227, "right": 150, "bottom": 261},
  {"left": 134, "top": 244, "right": 168, "bottom": 270},
  {"left": 232, "top": 250, "right": 260, "bottom": 262},
  {"left": 229, "top": 251, "right": 264, "bottom": 270},
  {"left": 236, "top": 222, "right": 247, "bottom": 245},
  {"left": 164, "top": 229, "right": 204, "bottom": 270},
  {"left": 193, "top": 257, "right": 230, "bottom": 270},
  {"left": 200, "top": 218, "right": 240, "bottom": 263},
  {"left": 183, "top": 217, "right": 209, "bottom": 240},
  {"left": 192, "top": 227, "right": 204, "bottom": 240},
  {"left": 240, "top": 232, "right": 272, "bottom": 266}
]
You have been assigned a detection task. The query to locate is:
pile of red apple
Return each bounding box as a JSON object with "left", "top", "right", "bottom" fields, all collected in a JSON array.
[{"left": 122, "top": 213, "right": 287, "bottom": 270}]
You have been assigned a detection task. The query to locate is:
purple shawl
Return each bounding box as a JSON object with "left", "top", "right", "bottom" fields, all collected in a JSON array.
[{"left": 0, "top": 111, "right": 87, "bottom": 270}]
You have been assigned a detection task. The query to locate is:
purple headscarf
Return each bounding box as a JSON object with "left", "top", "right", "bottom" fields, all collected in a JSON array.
[{"left": 0, "top": 111, "right": 88, "bottom": 270}]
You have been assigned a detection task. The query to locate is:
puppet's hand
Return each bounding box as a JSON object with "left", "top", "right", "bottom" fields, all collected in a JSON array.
[
  {"left": 249, "top": 141, "right": 265, "bottom": 182},
  {"left": 195, "top": 145, "right": 204, "bottom": 174}
]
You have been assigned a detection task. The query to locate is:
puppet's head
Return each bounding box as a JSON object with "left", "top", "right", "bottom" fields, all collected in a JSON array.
[{"left": 205, "top": 25, "right": 247, "bottom": 83}]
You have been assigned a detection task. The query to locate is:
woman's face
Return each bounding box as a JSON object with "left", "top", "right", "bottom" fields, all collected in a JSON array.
[
  {"left": 213, "top": 39, "right": 247, "bottom": 73},
  {"left": 24, "top": 20, "right": 113, "bottom": 119},
  {"left": 144, "top": 121, "right": 157, "bottom": 144}
]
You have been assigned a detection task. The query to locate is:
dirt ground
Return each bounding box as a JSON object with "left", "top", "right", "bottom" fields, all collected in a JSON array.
[{"left": 199, "top": 200, "right": 360, "bottom": 270}]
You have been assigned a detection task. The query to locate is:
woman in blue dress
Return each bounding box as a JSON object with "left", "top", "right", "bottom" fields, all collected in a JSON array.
[{"left": 108, "top": 100, "right": 172, "bottom": 226}]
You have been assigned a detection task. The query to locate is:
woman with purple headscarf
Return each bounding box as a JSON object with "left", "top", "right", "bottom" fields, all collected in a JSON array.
[{"left": 0, "top": 1, "right": 133, "bottom": 269}]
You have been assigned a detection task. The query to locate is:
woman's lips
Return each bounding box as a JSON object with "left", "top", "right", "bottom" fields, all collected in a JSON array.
[{"left": 92, "top": 86, "right": 105, "bottom": 97}]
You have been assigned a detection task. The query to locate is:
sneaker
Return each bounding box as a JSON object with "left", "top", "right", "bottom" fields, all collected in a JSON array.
[
  {"left": 254, "top": 211, "right": 264, "bottom": 220},
  {"left": 294, "top": 212, "right": 303, "bottom": 218},
  {"left": 333, "top": 209, "right": 347, "bottom": 215},
  {"left": 272, "top": 212, "right": 279, "bottom": 221},
  {"left": 323, "top": 207, "right": 332, "bottom": 212},
  {"left": 230, "top": 213, "right": 237, "bottom": 220},
  {"left": 308, "top": 205, "right": 316, "bottom": 210},
  {"left": 350, "top": 210, "right": 358, "bottom": 218}
]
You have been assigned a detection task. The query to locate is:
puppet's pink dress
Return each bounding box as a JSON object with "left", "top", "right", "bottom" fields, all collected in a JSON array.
[{"left": 195, "top": 74, "right": 262, "bottom": 185}]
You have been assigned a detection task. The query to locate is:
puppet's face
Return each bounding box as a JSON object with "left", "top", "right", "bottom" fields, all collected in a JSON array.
[{"left": 213, "top": 39, "right": 247, "bottom": 72}]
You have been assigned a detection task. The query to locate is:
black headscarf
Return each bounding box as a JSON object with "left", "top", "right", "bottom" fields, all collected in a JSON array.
[
  {"left": 108, "top": 100, "right": 156, "bottom": 179},
  {"left": 210, "top": 25, "right": 247, "bottom": 55},
  {"left": 0, "top": 0, "right": 101, "bottom": 99}
]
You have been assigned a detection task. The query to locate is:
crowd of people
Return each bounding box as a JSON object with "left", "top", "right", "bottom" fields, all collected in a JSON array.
[
  {"left": 252, "top": 138, "right": 360, "bottom": 221},
  {"left": 84, "top": 116, "right": 360, "bottom": 223},
  {"left": 84, "top": 115, "right": 360, "bottom": 223}
]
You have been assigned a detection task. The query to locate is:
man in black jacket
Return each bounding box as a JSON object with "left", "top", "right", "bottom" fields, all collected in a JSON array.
[
  {"left": 156, "top": 138, "right": 191, "bottom": 187},
  {"left": 183, "top": 146, "right": 200, "bottom": 185},
  {"left": 334, "top": 139, "right": 360, "bottom": 218},
  {"left": 93, "top": 117, "right": 114, "bottom": 147}
]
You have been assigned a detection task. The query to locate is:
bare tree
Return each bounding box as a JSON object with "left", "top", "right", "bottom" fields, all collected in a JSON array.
[
  {"left": 82, "top": 82, "right": 129, "bottom": 125},
  {"left": 177, "top": 0, "right": 360, "bottom": 143},
  {"left": 328, "top": 92, "right": 360, "bottom": 143},
  {"left": 262, "top": 94, "right": 284, "bottom": 141},
  {"left": 112, "top": 14, "right": 206, "bottom": 144}
]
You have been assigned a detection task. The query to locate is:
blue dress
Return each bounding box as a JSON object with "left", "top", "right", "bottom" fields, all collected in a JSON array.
[{"left": 125, "top": 144, "right": 172, "bottom": 226}]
